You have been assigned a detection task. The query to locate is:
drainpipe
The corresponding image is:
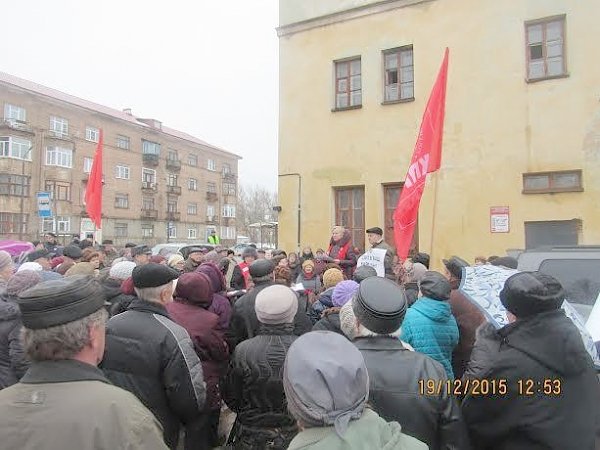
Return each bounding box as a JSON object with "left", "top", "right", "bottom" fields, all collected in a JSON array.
[{"left": 278, "top": 173, "right": 301, "bottom": 252}]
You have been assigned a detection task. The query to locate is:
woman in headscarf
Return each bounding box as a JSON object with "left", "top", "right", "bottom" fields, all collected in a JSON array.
[
  {"left": 167, "top": 254, "right": 185, "bottom": 273},
  {"left": 287, "top": 252, "right": 301, "bottom": 281},
  {"left": 326, "top": 226, "right": 357, "bottom": 279},
  {"left": 196, "top": 262, "right": 233, "bottom": 333}
]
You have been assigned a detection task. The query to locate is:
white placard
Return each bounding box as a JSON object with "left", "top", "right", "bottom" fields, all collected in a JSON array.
[
  {"left": 585, "top": 294, "right": 600, "bottom": 342},
  {"left": 356, "top": 248, "right": 387, "bottom": 277}
]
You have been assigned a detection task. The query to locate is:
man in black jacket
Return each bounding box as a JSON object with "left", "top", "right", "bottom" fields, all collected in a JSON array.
[
  {"left": 222, "top": 284, "right": 299, "bottom": 449},
  {"left": 226, "top": 259, "right": 311, "bottom": 349},
  {"left": 340, "top": 276, "right": 470, "bottom": 450},
  {"left": 462, "top": 272, "right": 600, "bottom": 450},
  {"left": 101, "top": 263, "right": 206, "bottom": 450}
]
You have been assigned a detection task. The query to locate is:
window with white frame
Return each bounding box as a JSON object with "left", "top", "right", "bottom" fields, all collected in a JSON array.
[
  {"left": 220, "top": 226, "right": 236, "bottom": 239},
  {"left": 142, "top": 140, "right": 161, "bottom": 155},
  {"left": 188, "top": 178, "right": 198, "bottom": 191},
  {"left": 168, "top": 225, "right": 177, "bottom": 239},
  {"left": 223, "top": 182, "right": 236, "bottom": 196},
  {"left": 222, "top": 204, "right": 236, "bottom": 218},
  {"left": 222, "top": 163, "right": 231, "bottom": 174},
  {"left": 167, "top": 173, "right": 178, "bottom": 187},
  {"left": 207, "top": 181, "right": 216, "bottom": 193},
  {"left": 42, "top": 216, "right": 71, "bottom": 233},
  {"left": 4, "top": 104, "right": 26, "bottom": 122},
  {"left": 83, "top": 157, "right": 93, "bottom": 173},
  {"left": 115, "top": 165, "right": 130, "bottom": 179},
  {"left": 85, "top": 126, "right": 100, "bottom": 143},
  {"left": 206, "top": 205, "right": 215, "bottom": 219},
  {"left": 187, "top": 203, "right": 197, "bottom": 215},
  {"left": 115, "top": 223, "right": 128, "bottom": 237},
  {"left": 142, "top": 168, "right": 156, "bottom": 183},
  {"left": 141, "top": 224, "right": 154, "bottom": 238},
  {"left": 116, "top": 135, "right": 130, "bottom": 150},
  {"left": 188, "top": 153, "right": 198, "bottom": 166},
  {"left": 142, "top": 197, "right": 155, "bottom": 210},
  {"left": 187, "top": 227, "right": 197, "bottom": 239},
  {"left": 383, "top": 46, "right": 414, "bottom": 102},
  {"left": 49, "top": 116, "right": 68, "bottom": 137},
  {"left": 115, "top": 193, "right": 129, "bottom": 209},
  {"left": 167, "top": 200, "right": 178, "bottom": 213},
  {"left": 207, "top": 159, "right": 216, "bottom": 171},
  {"left": 46, "top": 146, "right": 73, "bottom": 168},
  {"left": 0, "top": 137, "right": 31, "bottom": 160}
]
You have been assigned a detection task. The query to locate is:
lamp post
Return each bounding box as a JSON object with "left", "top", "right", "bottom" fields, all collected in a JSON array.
[
  {"left": 278, "top": 173, "right": 302, "bottom": 252},
  {"left": 18, "top": 146, "right": 34, "bottom": 241}
]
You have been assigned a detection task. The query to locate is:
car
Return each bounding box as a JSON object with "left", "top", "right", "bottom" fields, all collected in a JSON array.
[
  {"left": 517, "top": 245, "right": 600, "bottom": 321},
  {"left": 179, "top": 244, "right": 215, "bottom": 260},
  {"left": 151, "top": 243, "right": 216, "bottom": 259}
]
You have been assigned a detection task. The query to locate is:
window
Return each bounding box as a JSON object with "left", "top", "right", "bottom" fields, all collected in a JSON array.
[
  {"left": 383, "top": 46, "right": 414, "bottom": 102},
  {"left": 167, "top": 173, "right": 178, "bottom": 187},
  {"left": 207, "top": 159, "right": 216, "bottom": 171},
  {"left": 188, "top": 203, "right": 198, "bottom": 215},
  {"left": 83, "top": 157, "right": 93, "bottom": 173},
  {"left": 207, "top": 205, "right": 215, "bottom": 218},
  {"left": 220, "top": 226, "right": 236, "bottom": 239},
  {"left": 168, "top": 226, "right": 177, "bottom": 239},
  {"left": 222, "top": 204, "right": 236, "bottom": 218},
  {"left": 188, "top": 178, "right": 198, "bottom": 191},
  {"left": 223, "top": 182, "right": 236, "bottom": 196},
  {"left": 115, "top": 223, "right": 128, "bottom": 237},
  {"left": 526, "top": 16, "right": 566, "bottom": 80},
  {"left": 188, "top": 153, "right": 198, "bottom": 166},
  {"left": 0, "top": 174, "right": 30, "bottom": 197},
  {"left": 115, "top": 165, "right": 130, "bottom": 179},
  {"left": 0, "top": 137, "right": 31, "bottom": 160},
  {"left": 85, "top": 126, "right": 99, "bottom": 143},
  {"left": 335, "top": 187, "right": 365, "bottom": 251},
  {"left": 49, "top": 116, "right": 68, "bottom": 137},
  {"left": 523, "top": 170, "right": 582, "bottom": 194},
  {"left": 142, "top": 168, "right": 156, "bottom": 183},
  {"left": 168, "top": 150, "right": 178, "bottom": 161},
  {"left": 187, "top": 227, "right": 198, "bottom": 239},
  {"left": 115, "top": 194, "right": 129, "bottom": 209},
  {"left": 42, "top": 216, "right": 71, "bottom": 233},
  {"left": 116, "top": 135, "right": 130, "bottom": 150},
  {"left": 45, "top": 180, "right": 71, "bottom": 201},
  {"left": 334, "top": 57, "right": 362, "bottom": 109},
  {"left": 222, "top": 163, "right": 231, "bottom": 174},
  {"left": 4, "top": 104, "right": 26, "bottom": 122},
  {"left": 167, "top": 200, "right": 178, "bottom": 213},
  {"left": 141, "top": 224, "right": 154, "bottom": 238},
  {"left": 142, "top": 197, "right": 155, "bottom": 210},
  {"left": 142, "top": 140, "right": 161, "bottom": 155},
  {"left": 45, "top": 146, "right": 73, "bottom": 168},
  {"left": 525, "top": 220, "right": 579, "bottom": 249},
  {"left": 0, "top": 212, "right": 27, "bottom": 234},
  {"left": 207, "top": 181, "right": 216, "bottom": 193}
]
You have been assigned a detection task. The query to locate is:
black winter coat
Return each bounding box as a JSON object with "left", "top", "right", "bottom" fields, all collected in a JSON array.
[
  {"left": 354, "top": 336, "right": 470, "bottom": 450},
  {"left": 0, "top": 295, "right": 29, "bottom": 389},
  {"left": 309, "top": 287, "right": 334, "bottom": 324},
  {"left": 226, "top": 281, "right": 311, "bottom": 349},
  {"left": 99, "top": 277, "right": 136, "bottom": 317},
  {"left": 312, "top": 308, "right": 344, "bottom": 336},
  {"left": 101, "top": 298, "right": 206, "bottom": 449},
  {"left": 462, "top": 310, "right": 600, "bottom": 450}
]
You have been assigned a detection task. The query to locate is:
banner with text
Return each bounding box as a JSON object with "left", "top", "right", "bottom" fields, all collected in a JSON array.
[{"left": 356, "top": 248, "right": 387, "bottom": 277}]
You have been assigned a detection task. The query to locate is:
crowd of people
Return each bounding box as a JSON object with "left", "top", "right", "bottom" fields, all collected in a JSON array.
[{"left": 0, "top": 227, "right": 598, "bottom": 449}]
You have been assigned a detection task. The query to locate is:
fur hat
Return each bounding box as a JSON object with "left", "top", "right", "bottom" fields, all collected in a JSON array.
[{"left": 500, "top": 272, "right": 564, "bottom": 318}]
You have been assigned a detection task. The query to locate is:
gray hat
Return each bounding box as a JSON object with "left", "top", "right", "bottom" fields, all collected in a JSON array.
[
  {"left": 242, "top": 246, "right": 258, "bottom": 259},
  {"left": 283, "top": 331, "right": 369, "bottom": 437},
  {"left": 6, "top": 270, "right": 42, "bottom": 297},
  {"left": 255, "top": 285, "right": 298, "bottom": 324},
  {"left": 63, "top": 245, "right": 83, "bottom": 259},
  {"left": 27, "top": 249, "right": 49, "bottom": 262},
  {"left": 131, "top": 245, "right": 152, "bottom": 257},
  {"left": 353, "top": 277, "right": 407, "bottom": 334},
  {"left": 500, "top": 272, "right": 564, "bottom": 318},
  {"left": 442, "top": 256, "right": 469, "bottom": 280},
  {"left": 17, "top": 275, "right": 106, "bottom": 329},
  {"left": 132, "top": 263, "right": 179, "bottom": 288},
  {"left": 419, "top": 271, "right": 452, "bottom": 300},
  {"left": 249, "top": 259, "right": 275, "bottom": 278},
  {"left": 352, "top": 265, "right": 377, "bottom": 283}
]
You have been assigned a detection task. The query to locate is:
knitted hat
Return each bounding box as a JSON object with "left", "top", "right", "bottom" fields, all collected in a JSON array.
[
  {"left": 6, "top": 270, "right": 42, "bottom": 297},
  {"left": 302, "top": 259, "right": 315, "bottom": 270},
  {"left": 255, "top": 285, "right": 298, "bottom": 324},
  {"left": 332, "top": 280, "right": 359, "bottom": 307},
  {"left": 500, "top": 272, "right": 564, "bottom": 318},
  {"left": 323, "top": 268, "right": 344, "bottom": 289},
  {"left": 0, "top": 250, "right": 13, "bottom": 272},
  {"left": 167, "top": 254, "right": 184, "bottom": 267},
  {"left": 339, "top": 301, "right": 358, "bottom": 340},
  {"left": 352, "top": 265, "right": 377, "bottom": 283},
  {"left": 50, "top": 256, "right": 64, "bottom": 269},
  {"left": 17, "top": 262, "right": 43, "bottom": 273},
  {"left": 65, "top": 262, "right": 96, "bottom": 277},
  {"left": 109, "top": 261, "right": 137, "bottom": 281}
]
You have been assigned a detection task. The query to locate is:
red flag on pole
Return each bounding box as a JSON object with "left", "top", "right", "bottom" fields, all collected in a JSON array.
[
  {"left": 393, "top": 48, "right": 449, "bottom": 260},
  {"left": 85, "top": 129, "right": 103, "bottom": 229}
]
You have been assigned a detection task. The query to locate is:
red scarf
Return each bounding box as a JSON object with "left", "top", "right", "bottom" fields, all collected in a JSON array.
[
  {"left": 238, "top": 262, "right": 251, "bottom": 289},
  {"left": 328, "top": 240, "right": 351, "bottom": 261}
]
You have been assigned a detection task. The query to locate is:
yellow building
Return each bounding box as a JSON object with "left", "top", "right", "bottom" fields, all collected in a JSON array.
[{"left": 277, "top": 0, "right": 600, "bottom": 266}]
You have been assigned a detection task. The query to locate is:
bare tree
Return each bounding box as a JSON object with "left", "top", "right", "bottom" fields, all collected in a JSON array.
[{"left": 237, "top": 184, "right": 278, "bottom": 246}]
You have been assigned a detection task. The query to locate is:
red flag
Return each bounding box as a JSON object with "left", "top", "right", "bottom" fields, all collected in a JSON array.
[
  {"left": 85, "top": 129, "right": 103, "bottom": 229},
  {"left": 393, "top": 48, "right": 449, "bottom": 260}
]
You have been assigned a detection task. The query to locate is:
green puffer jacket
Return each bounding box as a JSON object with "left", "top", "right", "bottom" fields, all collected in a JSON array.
[{"left": 287, "top": 409, "right": 428, "bottom": 450}]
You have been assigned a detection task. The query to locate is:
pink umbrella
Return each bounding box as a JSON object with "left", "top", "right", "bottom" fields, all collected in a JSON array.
[{"left": 0, "top": 240, "right": 34, "bottom": 256}]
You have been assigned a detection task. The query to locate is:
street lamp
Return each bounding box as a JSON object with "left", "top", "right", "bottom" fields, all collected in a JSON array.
[{"left": 18, "top": 146, "right": 34, "bottom": 241}]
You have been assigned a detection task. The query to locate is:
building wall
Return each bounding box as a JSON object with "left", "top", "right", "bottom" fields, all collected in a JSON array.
[
  {"left": 278, "top": 0, "right": 600, "bottom": 265},
  {"left": 0, "top": 81, "right": 240, "bottom": 246}
]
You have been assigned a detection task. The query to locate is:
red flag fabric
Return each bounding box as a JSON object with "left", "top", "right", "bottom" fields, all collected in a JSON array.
[
  {"left": 85, "top": 129, "right": 103, "bottom": 229},
  {"left": 393, "top": 48, "right": 449, "bottom": 260}
]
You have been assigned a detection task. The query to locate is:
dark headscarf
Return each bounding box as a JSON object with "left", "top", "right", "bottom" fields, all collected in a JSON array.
[
  {"left": 174, "top": 272, "right": 213, "bottom": 308},
  {"left": 196, "top": 262, "right": 226, "bottom": 293}
]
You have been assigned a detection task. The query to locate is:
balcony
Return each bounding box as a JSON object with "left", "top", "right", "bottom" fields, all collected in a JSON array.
[
  {"left": 222, "top": 216, "right": 235, "bottom": 225},
  {"left": 0, "top": 120, "right": 34, "bottom": 135},
  {"left": 166, "top": 158, "right": 181, "bottom": 172},
  {"left": 142, "top": 153, "right": 159, "bottom": 167},
  {"left": 166, "top": 211, "right": 181, "bottom": 221},
  {"left": 140, "top": 209, "right": 158, "bottom": 220},
  {"left": 222, "top": 171, "right": 237, "bottom": 180},
  {"left": 166, "top": 185, "right": 182, "bottom": 195},
  {"left": 141, "top": 181, "right": 157, "bottom": 192},
  {"left": 206, "top": 215, "right": 217, "bottom": 225},
  {"left": 206, "top": 191, "right": 218, "bottom": 202}
]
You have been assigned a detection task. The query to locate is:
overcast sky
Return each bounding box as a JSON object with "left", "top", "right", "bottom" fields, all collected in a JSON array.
[{"left": 2, "top": 0, "right": 279, "bottom": 190}]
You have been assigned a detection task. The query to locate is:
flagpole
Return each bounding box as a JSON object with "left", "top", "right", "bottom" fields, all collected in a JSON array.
[{"left": 428, "top": 172, "right": 441, "bottom": 266}]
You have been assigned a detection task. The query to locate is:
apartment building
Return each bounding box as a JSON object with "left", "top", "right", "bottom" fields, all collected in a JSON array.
[{"left": 0, "top": 72, "right": 240, "bottom": 246}]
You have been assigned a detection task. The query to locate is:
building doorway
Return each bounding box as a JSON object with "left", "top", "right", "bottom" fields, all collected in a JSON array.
[
  {"left": 383, "top": 183, "right": 418, "bottom": 254},
  {"left": 334, "top": 187, "right": 365, "bottom": 252}
]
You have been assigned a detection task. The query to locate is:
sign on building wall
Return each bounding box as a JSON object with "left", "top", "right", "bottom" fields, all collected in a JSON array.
[
  {"left": 37, "top": 192, "right": 52, "bottom": 218},
  {"left": 490, "top": 206, "right": 510, "bottom": 233}
]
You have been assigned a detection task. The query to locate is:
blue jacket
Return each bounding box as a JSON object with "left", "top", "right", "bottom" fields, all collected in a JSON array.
[
  {"left": 309, "top": 288, "right": 334, "bottom": 324},
  {"left": 401, "top": 297, "right": 459, "bottom": 378}
]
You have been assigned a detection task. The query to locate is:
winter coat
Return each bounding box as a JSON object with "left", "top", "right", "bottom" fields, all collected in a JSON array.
[
  {"left": 296, "top": 272, "right": 322, "bottom": 294},
  {"left": 404, "top": 282, "right": 419, "bottom": 307},
  {"left": 462, "top": 310, "right": 600, "bottom": 450},
  {"left": 226, "top": 280, "right": 312, "bottom": 350},
  {"left": 0, "top": 359, "right": 167, "bottom": 450},
  {"left": 231, "top": 263, "right": 250, "bottom": 291},
  {"left": 222, "top": 323, "right": 299, "bottom": 449},
  {"left": 0, "top": 295, "right": 28, "bottom": 389},
  {"left": 166, "top": 301, "right": 229, "bottom": 411},
  {"left": 287, "top": 408, "right": 428, "bottom": 450},
  {"left": 371, "top": 240, "right": 397, "bottom": 280},
  {"left": 101, "top": 298, "right": 206, "bottom": 449},
  {"left": 312, "top": 308, "right": 344, "bottom": 336},
  {"left": 309, "top": 287, "right": 335, "bottom": 324},
  {"left": 289, "top": 262, "right": 302, "bottom": 282},
  {"left": 99, "top": 277, "right": 136, "bottom": 317},
  {"left": 183, "top": 258, "right": 201, "bottom": 273},
  {"left": 401, "top": 297, "right": 459, "bottom": 379},
  {"left": 448, "top": 282, "right": 485, "bottom": 380},
  {"left": 354, "top": 336, "right": 470, "bottom": 450},
  {"left": 326, "top": 231, "right": 357, "bottom": 279}
]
